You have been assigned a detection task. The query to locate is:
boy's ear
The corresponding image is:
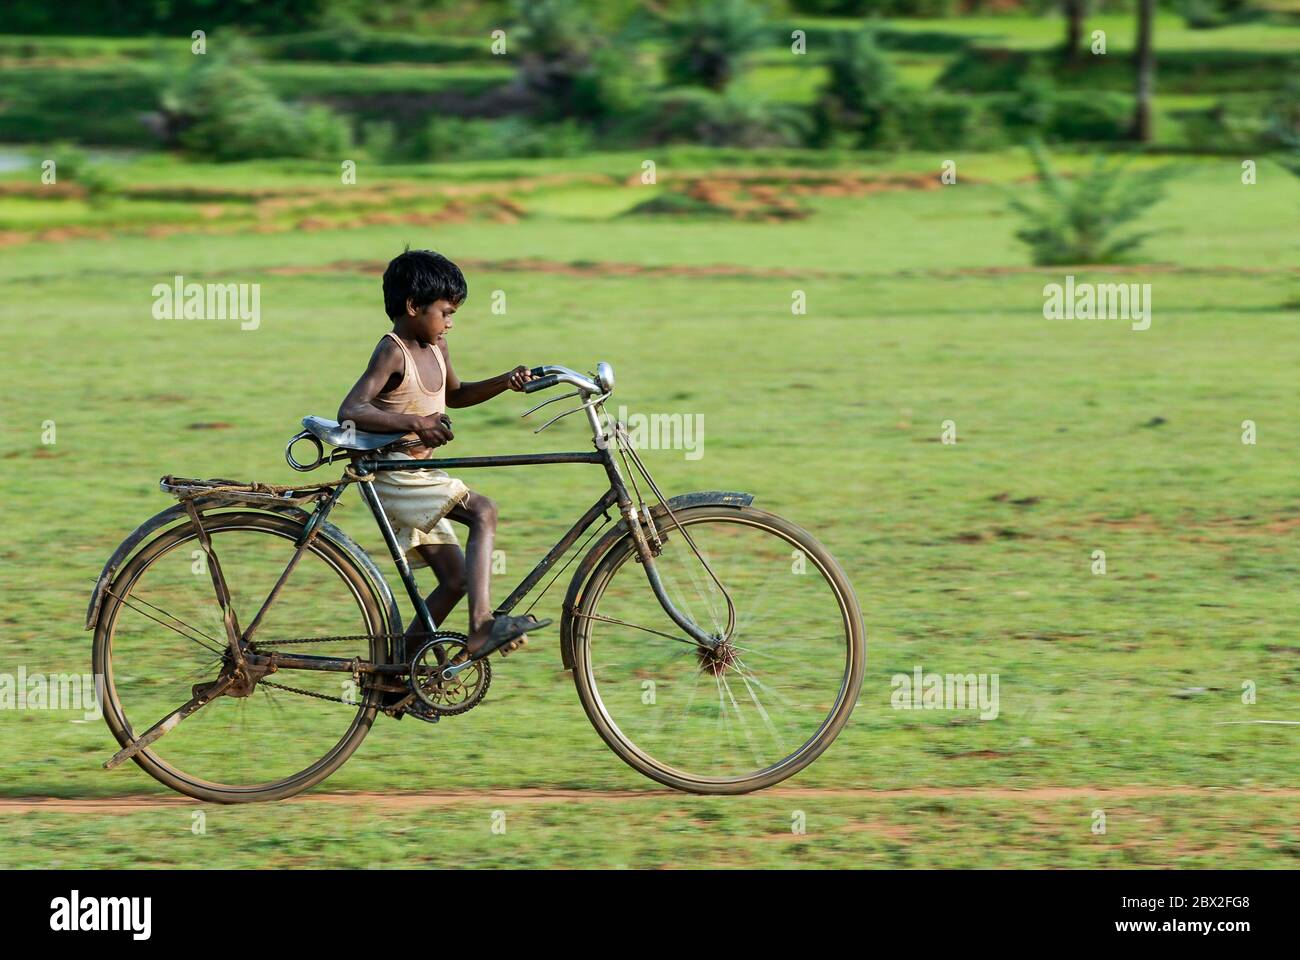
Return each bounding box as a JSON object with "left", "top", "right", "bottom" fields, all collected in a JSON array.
[{"left": 405, "top": 298, "right": 417, "bottom": 318}]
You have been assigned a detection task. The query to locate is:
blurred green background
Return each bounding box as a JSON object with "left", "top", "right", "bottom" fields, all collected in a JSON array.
[{"left": 0, "top": 0, "right": 1297, "bottom": 868}]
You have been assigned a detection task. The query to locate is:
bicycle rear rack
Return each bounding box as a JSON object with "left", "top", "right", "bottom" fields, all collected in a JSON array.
[{"left": 160, "top": 475, "right": 338, "bottom": 507}]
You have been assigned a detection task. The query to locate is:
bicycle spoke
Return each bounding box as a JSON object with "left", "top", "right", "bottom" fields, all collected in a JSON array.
[
  {"left": 578, "top": 510, "right": 859, "bottom": 785},
  {"left": 732, "top": 665, "right": 786, "bottom": 744},
  {"left": 729, "top": 658, "right": 802, "bottom": 712},
  {"left": 575, "top": 611, "right": 697, "bottom": 646},
  {"left": 670, "top": 664, "right": 705, "bottom": 739},
  {"left": 101, "top": 585, "right": 226, "bottom": 657},
  {"left": 98, "top": 514, "right": 383, "bottom": 795},
  {"left": 718, "top": 672, "right": 765, "bottom": 768},
  {"left": 677, "top": 542, "right": 726, "bottom": 636}
]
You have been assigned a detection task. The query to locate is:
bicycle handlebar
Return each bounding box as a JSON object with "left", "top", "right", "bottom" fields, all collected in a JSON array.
[{"left": 524, "top": 363, "right": 612, "bottom": 396}]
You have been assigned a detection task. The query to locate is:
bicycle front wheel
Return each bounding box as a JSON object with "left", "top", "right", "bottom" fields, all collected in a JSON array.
[
  {"left": 569, "top": 504, "right": 865, "bottom": 794},
  {"left": 92, "top": 510, "right": 392, "bottom": 803}
]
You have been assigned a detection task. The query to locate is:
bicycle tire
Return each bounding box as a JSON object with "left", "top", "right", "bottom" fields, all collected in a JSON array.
[
  {"left": 92, "top": 510, "right": 392, "bottom": 803},
  {"left": 566, "top": 504, "right": 865, "bottom": 794}
]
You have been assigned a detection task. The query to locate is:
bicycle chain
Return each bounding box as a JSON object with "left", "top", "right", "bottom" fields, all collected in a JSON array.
[
  {"left": 256, "top": 634, "right": 439, "bottom": 715},
  {"left": 254, "top": 634, "right": 404, "bottom": 706},
  {"left": 260, "top": 679, "right": 365, "bottom": 705},
  {"left": 249, "top": 632, "right": 405, "bottom": 648}
]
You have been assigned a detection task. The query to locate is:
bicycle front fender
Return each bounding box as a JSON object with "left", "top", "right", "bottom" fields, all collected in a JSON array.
[
  {"left": 85, "top": 500, "right": 403, "bottom": 643},
  {"left": 556, "top": 490, "right": 754, "bottom": 670}
]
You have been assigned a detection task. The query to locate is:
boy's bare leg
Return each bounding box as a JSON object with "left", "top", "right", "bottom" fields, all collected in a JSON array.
[
  {"left": 403, "top": 544, "right": 467, "bottom": 658},
  {"left": 445, "top": 491, "right": 526, "bottom": 657}
]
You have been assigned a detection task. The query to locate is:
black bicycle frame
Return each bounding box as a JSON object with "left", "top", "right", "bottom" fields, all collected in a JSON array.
[
  {"left": 360, "top": 449, "right": 613, "bottom": 630},
  {"left": 338, "top": 446, "right": 643, "bottom": 659},
  {"left": 230, "top": 438, "right": 718, "bottom": 684}
]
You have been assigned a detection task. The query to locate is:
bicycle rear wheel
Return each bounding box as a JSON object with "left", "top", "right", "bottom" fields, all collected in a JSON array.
[
  {"left": 92, "top": 511, "right": 392, "bottom": 803},
  {"left": 568, "top": 504, "right": 864, "bottom": 793}
]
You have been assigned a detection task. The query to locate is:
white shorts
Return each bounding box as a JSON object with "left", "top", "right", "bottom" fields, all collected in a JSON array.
[{"left": 372, "top": 451, "right": 469, "bottom": 567}]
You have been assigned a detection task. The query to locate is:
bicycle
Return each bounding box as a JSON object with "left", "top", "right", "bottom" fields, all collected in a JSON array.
[{"left": 87, "top": 362, "right": 865, "bottom": 802}]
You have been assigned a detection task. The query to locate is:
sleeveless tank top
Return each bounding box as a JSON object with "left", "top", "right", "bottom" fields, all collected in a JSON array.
[{"left": 372, "top": 331, "right": 448, "bottom": 453}]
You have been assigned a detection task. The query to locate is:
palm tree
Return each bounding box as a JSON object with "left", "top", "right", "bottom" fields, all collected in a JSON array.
[
  {"left": 511, "top": 0, "right": 598, "bottom": 114},
  {"left": 1062, "top": 0, "right": 1087, "bottom": 63},
  {"left": 662, "top": 0, "right": 768, "bottom": 91},
  {"left": 1133, "top": 0, "right": 1155, "bottom": 142}
]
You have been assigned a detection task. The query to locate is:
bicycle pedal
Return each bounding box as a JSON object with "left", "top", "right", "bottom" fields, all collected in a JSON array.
[{"left": 404, "top": 704, "right": 441, "bottom": 724}]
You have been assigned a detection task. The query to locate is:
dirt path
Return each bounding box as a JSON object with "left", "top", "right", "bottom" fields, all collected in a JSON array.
[{"left": 2, "top": 785, "right": 1295, "bottom": 814}]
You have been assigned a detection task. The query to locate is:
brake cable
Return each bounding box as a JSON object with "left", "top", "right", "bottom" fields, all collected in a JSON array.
[{"left": 611, "top": 417, "right": 737, "bottom": 637}]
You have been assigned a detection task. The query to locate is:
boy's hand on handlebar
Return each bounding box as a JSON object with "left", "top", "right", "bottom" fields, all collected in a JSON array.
[
  {"left": 506, "top": 365, "right": 535, "bottom": 392},
  {"left": 414, "top": 414, "right": 454, "bottom": 448}
]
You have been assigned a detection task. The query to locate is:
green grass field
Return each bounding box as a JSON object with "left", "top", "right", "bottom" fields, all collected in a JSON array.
[{"left": 0, "top": 145, "right": 1298, "bottom": 867}]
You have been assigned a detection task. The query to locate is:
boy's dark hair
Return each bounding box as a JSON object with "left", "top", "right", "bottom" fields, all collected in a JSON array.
[{"left": 382, "top": 248, "right": 467, "bottom": 318}]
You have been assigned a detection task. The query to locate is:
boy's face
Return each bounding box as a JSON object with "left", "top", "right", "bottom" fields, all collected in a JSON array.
[{"left": 405, "top": 298, "right": 459, "bottom": 343}]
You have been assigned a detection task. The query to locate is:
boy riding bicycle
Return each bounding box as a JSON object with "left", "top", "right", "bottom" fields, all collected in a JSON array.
[{"left": 337, "top": 248, "right": 549, "bottom": 662}]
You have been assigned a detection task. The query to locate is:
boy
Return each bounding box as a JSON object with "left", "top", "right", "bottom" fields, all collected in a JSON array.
[{"left": 338, "top": 248, "right": 549, "bottom": 664}]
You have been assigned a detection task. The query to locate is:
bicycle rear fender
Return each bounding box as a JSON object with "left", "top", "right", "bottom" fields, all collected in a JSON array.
[
  {"left": 85, "top": 500, "right": 403, "bottom": 644},
  {"left": 557, "top": 490, "right": 754, "bottom": 671}
]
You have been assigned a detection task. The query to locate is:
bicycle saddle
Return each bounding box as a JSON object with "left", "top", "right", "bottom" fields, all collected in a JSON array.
[{"left": 301, "top": 416, "right": 404, "bottom": 451}]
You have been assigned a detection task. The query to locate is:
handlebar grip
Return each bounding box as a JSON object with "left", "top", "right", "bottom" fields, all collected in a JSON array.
[
  {"left": 523, "top": 374, "right": 561, "bottom": 394},
  {"left": 529, "top": 365, "right": 547, "bottom": 378}
]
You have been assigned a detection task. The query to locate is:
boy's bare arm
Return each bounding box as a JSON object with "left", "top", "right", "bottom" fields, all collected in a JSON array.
[
  {"left": 440, "top": 339, "right": 533, "bottom": 408},
  {"left": 338, "top": 340, "right": 453, "bottom": 447}
]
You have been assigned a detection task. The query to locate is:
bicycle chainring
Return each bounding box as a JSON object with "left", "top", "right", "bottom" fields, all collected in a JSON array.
[{"left": 409, "top": 632, "right": 491, "bottom": 716}]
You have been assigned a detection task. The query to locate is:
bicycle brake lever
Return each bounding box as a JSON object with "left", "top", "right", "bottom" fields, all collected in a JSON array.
[
  {"left": 532, "top": 404, "right": 586, "bottom": 434},
  {"left": 520, "top": 389, "right": 581, "bottom": 419},
  {"left": 533, "top": 391, "right": 610, "bottom": 434}
]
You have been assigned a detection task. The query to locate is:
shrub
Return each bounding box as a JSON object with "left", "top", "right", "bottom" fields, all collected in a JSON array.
[
  {"left": 177, "top": 74, "right": 351, "bottom": 162},
  {"left": 420, "top": 117, "right": 594, "bottom": 162},
  {"left": 635, "top": 89, "right": 810, "bottom": 148},
  {"left": 569, "top": 44, "right": 653, "bottom": 125},
  {"left": 813, "top": 30, "right": 1011, "bottom": 150},
  {"left": 990, "top": 86, "right": 1132, "bottom": 144},
  {"left": 512, "top": 0, "right": 599, "bottom": 111},
  {"left": 1175, "top": 0, "right": 1255, "bottom": 29},
  {"left": 261, "top": 30, "right": 491, "bottom": 64},
  {"left": 894, "top": 94, "right": 1004, "bottom": 150},
  {"left": 943, "top": 46, "right": 1297, "bottom": 96},
  {"left": 788, "top": 0, "right": 958, "bottom": 14},
  {"left": 999, "top": 60, "right": 1057, "bottom": 132},
  {"left": 1006, "top": 142, "right": 1179, "bottom": 266},
  {"left": 812, "top": 30, "right": 899, "bottom": 148},
  {"left": 1179, "top": 83, "right": 1300, "bottom": 153},
  {"left": 2, "top": 0, "right": 335, "bottom": 36},
  {"left": 662, "top": 0, "right": 769, "bottom": 91},
  {"left": 1044, "top": 91, "right": 1133, "bottom": 142},
  {"left": 38, "top": 144, "right": 119, "bottom": 207},
  {"left": 159, "top": 39, "right": 352, "bottom": 161},
  {"left": 0, "top": 65, "right": 161, "bottom": 146},
  {"left": 359, "top": 120, "right": 399, "bottom": 163},
  {"left": 770, "top": 20, "right": 971, "bottom": 53},
  {"left": 508, "top": 0, "right": 655, "bottom": 127}
]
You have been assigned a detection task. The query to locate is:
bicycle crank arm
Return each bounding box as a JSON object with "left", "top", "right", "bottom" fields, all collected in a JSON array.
[
  {"left": 440, "top": 659, "right": 477, "bottom": 680},
  {"left": 103, "top": 673, "right": 237, "bottom": 770}
]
